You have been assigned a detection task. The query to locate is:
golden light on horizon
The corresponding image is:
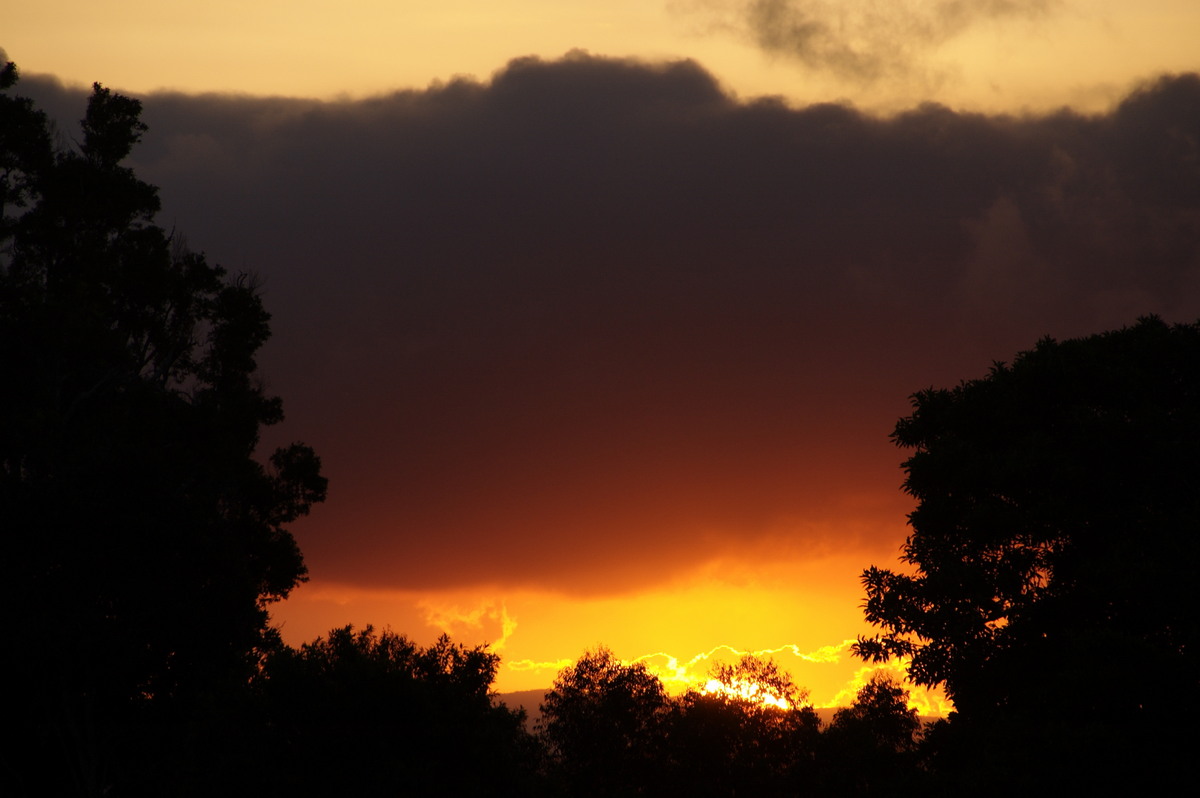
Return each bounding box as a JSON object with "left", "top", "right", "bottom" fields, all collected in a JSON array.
[{"left": 270, "top": 554, "right": 954, "bottom": 715}]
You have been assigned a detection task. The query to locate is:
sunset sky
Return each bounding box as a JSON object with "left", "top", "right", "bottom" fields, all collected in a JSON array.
[{"left": 7, "top": 1, "right": 1200, "bottom": 710}]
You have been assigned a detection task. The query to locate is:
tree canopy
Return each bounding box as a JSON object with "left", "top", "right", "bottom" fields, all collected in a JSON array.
[
  {"left": 1, "top": 61, "right": 326, "bottom": 796},
  {"left": 669, "top": 654, "right": 822, "bottom": 797},
  {"left": 255, "top": 626, "right": 538, "bottom": 797},
  {"left": 856, "top": 316, "right": 1200, "bottom": 791},
  {"left": 537, "top": 647, "right": 670, "bottom": 796},
  {"left": 537, "top": 649, "right": 836, "bottom": 796},
  {"left": 821, "top": 677, "right": 922, "bottom": 797}
]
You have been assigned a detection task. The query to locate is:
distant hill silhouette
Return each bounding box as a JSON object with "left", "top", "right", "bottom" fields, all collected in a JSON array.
[{"left": 495, "top": 689, "right": 549, "bottom": 733}]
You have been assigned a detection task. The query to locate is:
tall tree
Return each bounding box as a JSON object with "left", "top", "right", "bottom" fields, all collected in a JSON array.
[
  {"left": 669, "top": 654, "right": 821, "bottom": 797},
  {"left": 0, "top": 63, "right": 326, "bottom": 796},
  {"left": 537, "top": 648, "right": 670, "bottom": 796},
  {"left": 821, "top": 676, "right": 923, "bottom": 797},
  {"left": 855, "top": 316, "right": 1200, "bottom": 792}
]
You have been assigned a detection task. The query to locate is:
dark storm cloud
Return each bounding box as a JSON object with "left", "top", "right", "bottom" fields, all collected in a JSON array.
[
  {"left": 679, "top": 0, "right": 1060, "bottom": 81},
  {"left": 19, "top": 55, "right": 1200, "bottom": 594}
]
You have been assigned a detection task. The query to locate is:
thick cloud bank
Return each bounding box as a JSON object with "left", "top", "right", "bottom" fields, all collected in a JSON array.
[{"left": 22, "top": 54, "right": 1200, "bottom": 594}]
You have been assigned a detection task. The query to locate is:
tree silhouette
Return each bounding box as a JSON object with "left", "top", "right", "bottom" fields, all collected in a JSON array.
[
  {"left": 668, "top": 654, "right": 821, "bottom": 797},
  {"left": 855, "top": 316, "right": 1200, "bottom": 793},
  {"left": 254, "top": 626, "right": 540, "bottom": 797},
  {"left": 1, "top": 62, "right": 325, "bottom": 796},
  {"left": 821, "top": 676, "right": 923, "bottom": 797},
  {"left": 537, "top": 647, "right": 670, "bottom": 796}
]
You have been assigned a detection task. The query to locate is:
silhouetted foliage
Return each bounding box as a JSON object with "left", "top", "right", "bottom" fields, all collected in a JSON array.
[
  {"left": 538, "top": 649, "right": 956, "bottom": 798},
  {"left": 821, "top": 677, "right": 923, "bottom": 797},
  {"left": 829, "top": 677, "right": 919, "bottom": 754},
  {"left": 537, "top": 647, "right": 670, "bottom": 796},
  {"left": 856, "top": 316, "right": 1200, "bottom": 793},
  {"left": 0, "top": 62, "right": 326, "bottom": 795},
  {"left": 252, "top": 626, "right": 541, "bottom": 797},
  {"left": 668, "top": 654, "right": 821, "bottom": 797}
]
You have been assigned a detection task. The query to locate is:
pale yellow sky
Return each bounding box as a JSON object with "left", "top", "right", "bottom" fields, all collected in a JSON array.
[{"left": 7, "top": 1, "right": 1200, "bottom": 112}]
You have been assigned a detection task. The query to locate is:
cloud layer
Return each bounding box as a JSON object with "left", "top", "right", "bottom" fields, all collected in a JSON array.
[{"left": 20, "top": 54, "right": 1200, "bottom": 596}]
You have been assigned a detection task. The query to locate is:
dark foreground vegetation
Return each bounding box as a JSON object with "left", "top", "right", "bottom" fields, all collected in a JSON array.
[{"left": 3, "top": 63, "right": 1196, "bottom": 796}]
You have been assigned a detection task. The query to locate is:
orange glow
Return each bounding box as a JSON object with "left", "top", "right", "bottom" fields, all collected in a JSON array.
[{"left": 270, "top": 555, "right": 953, "bottom": 716}]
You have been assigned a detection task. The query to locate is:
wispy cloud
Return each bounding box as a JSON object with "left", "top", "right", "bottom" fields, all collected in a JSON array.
[
  {"left": 420, "top": 600, "right": 518, "bottom": 650},
  {"left": 823, "top": 660, "right": 954, "bottom": 715},
  {"left": 677, "top": 0, "right": 1061, "bottom": 82},
  {"left": 632, "top": 640, "right": 857, "bottom": 693}
]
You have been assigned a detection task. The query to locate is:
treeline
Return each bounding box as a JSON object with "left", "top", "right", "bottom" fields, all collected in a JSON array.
[
  {"left": 8, "top": 625, "right": 927, "bottom": 797},
  {"left": 534, "top": 647, "right": 924, "bottom": 798},
  {"left": 128, "top": 626, "right": 542, "bottom": 797}
]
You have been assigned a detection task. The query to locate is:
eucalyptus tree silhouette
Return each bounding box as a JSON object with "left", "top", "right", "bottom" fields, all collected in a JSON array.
[{"left": 1, "top": 62, "right": 325, "bottom": 796}]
